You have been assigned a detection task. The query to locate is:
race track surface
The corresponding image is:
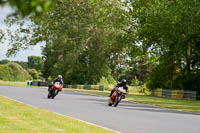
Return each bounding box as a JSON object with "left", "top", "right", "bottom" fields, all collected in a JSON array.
[{"left": 0, "top": 86, "right": 200, "bottom": 133}]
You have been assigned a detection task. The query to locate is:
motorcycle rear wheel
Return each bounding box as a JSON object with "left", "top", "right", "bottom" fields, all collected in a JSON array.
[{"left": 114, "top": 101, "right": 119, "bottom": 107}]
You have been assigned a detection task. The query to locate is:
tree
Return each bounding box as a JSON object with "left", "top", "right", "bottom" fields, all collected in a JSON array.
[
  {"left": 128, "top": 0, "right": 200, "bottom": 90},
  {"left": 27, "top": 56, "right": 44, "bottom": 71},
  {"left": 32, "top": 0, "right": 128, "bottom": 84},
  {"left": 14, "top": 61, "right": 28, "bottom": 69},
  {"left": 0, "top": 29, "right": 4, "bottom": 43},
  {"left": 3, "top": 0, "right": 136, "bottom": 84},
  {"left": 0, "top": 59, "right": 10, "bottom": 64},
  {"left": 27, "top": 69, "right": 39, "bottom": 80},
  {"left": 0, "top": 0, "right": 53, "bottom": 17}
]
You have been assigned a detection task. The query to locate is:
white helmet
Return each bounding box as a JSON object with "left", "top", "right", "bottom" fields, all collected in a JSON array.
[
  {"left": 58, "top": 75, "right": 62, "bottom": 79},
  {"left": 122, "top": 79, "right": 126, "bottom": 84}
]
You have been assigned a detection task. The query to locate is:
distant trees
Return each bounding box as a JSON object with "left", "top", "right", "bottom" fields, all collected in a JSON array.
[
  {"left": 2, "top": 0, "right": 200, "bottom": 91},
  {"left": 0, "top": 56, "right": 43, "bottom": 81},
  {"left": 27, "top": 56, "right": 43, "bottom": 71},
  {"left": 0, "top": 59, "right": 10, "bottom": 64},
  {"left": 27, "top": 69, "right": 39, "bottom": 80}
]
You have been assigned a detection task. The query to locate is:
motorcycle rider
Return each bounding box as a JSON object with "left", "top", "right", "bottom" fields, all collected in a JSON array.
[
  {"left": 48, "top": 75, "right": 63, "bottom": 92},
  {"left": 109, "top": 79, "right": 128, "bottom": 98}
]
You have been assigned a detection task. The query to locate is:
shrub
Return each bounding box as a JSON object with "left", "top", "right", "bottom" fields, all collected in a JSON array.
[
  {"left": 27, "top": 69, "right": 40, "bottom": 80},
  {"left": 0, "top": 63, "right": 32, "bottom": 81},
  {"left": 131, "top": 76, "right": 140, "bottom": 86}
]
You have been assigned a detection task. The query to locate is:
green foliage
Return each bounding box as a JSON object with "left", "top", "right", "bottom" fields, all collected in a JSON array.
[
  {"left": 0, "top": 29, "right": 4, "bottom": 43},
  {"left": 27, "top": 69, "right": 39, "bottom": 80},
  {"left": 128, "top": 0, "right": 200, "bottom": 91},
  {"left": 98, "top": 75, "right": 116, "bottom": 85},
  {"left": 0, "top": 0, "right": 53, "bottom": 17},
  {"left": 0, "top": 64, "right": 11, "bottom": 81},
  {"left": 3, "top": 0, "right": 131, "bottom": 85},
  {"left": 0, "top": 60, "right": 28, "bottom": 69},
  {"left": 0, "top": 59, "right": 10, "bottom": 64},
  {"left": 5, "top": 0, "right": 200, "bottom": 91},
  {"left": 131, "top": 76, "right": 140, "bottom": 86},
  {"left": 0, "top": 63, "right": 32, "bottom": 81},
  {"left": 37, "top": 0, "right": 128, "bottom": 84},
  {"left": 14, "top": 61, "right": 28, "bottom": 69},
  {"left": 27, "top": 56, "right": 44, "bottom": 71}
]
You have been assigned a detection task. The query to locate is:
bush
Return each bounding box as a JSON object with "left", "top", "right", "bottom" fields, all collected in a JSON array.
[
  {"left": 0, "top": 64, "right": 11, "bottom": 81},
  {"left": 146, "top": 58, "right": 200, "bottom": 91},
  {"left": 98, "top": 75, "right": 117, "bottom": 91},
  {"left": 98, "top": 75, "right": 116, "bottom": 85},
  {"left": 27, "top": 69, "right": 40, "bottom": 80},
  {"left": 0, "top": 63, "right": 32, "bottom": 81},
  {"left": 131, "top": 76, "right": 140, "bottom": 86}
]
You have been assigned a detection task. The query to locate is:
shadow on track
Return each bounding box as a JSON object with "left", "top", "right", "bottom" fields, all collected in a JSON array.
[{"left": 79, "top": 97, "right": 200, "bottom": 116}]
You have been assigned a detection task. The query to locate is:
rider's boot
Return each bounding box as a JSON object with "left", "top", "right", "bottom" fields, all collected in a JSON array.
[{"left": 48, "top": 86, "right": 50, "bottom": 91}]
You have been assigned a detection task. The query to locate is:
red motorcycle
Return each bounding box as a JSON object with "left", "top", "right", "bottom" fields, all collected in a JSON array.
[
  {"left": 48, "top": 82, "right": 62, "bottom": 99},
  {"left": 108, "top": 87, "right": 126, "bottom": 107}
]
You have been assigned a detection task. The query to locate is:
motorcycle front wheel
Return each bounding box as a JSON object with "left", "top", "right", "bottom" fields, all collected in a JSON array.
[
  {"left": 113, "top": 96, "right": 120, "bottom": 107},
  {"left": 108, "top": 98, "right": 112, "bottom": 106},
  {"left": 47, "top": 91, "right": 51, "bottom": 99}
]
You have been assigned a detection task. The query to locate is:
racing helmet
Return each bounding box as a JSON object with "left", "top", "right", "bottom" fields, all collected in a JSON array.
[
  {"left": 121, "top": 79, "right": 126, "bottom": 84},
  {"left": 58, "top": 75, "right": 62, "bottom": 79}
]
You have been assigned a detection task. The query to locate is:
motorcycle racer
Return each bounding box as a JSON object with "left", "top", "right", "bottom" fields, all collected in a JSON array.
[
  {"left": 109, "top": 79, "right": 128, "bottom": 98},
  {"left": 48, "top": 75, "right": 63, "bottom": 92}
]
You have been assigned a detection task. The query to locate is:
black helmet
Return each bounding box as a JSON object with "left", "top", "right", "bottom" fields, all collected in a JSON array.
[{"left": 121, "top": 79, "right": 126, "bottom": 84}]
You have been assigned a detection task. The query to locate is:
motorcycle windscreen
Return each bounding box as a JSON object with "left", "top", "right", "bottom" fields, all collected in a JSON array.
[
  {"left": 54, "top": 82, "right": 62, "bottom": 91},
  {"left": 117, "top": 88, "right": 126, "bottom": 93}
]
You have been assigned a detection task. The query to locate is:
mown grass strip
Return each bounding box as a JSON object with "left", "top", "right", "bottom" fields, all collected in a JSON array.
[
  {"left": 0, "top": 96, "right": 115, "bottom": 133},
  {"left": 0, "top": 80, "right": 27, "bottom": 87},
  {"left": 64, "top": 88, "right": 200, "bottom": 114}
]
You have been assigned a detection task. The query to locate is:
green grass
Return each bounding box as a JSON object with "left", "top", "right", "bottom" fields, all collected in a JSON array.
[
  {"left": 0, "top": 80, "right": 27, "bottom": 87},
  {"left": 64, "top": 88, "right": 200, "bottom": 114},
  {"left": 0, "top": 96, "right": 115, "bottom": 133}
]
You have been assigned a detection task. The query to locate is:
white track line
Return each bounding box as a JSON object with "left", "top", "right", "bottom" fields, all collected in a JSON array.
[{"left": 0, "top": 95, "right": 121, "bottom": 133}]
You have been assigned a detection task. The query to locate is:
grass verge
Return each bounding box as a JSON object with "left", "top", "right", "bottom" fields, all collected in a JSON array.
[
  {"left": 64, "top": 88, "right": 200, "bottom": 114},
  {"left": 0, "top": 96, "right": 115, "bottom": 133},
  {"left": 0, "top": 80, "right": 27, "bottom": 87}
]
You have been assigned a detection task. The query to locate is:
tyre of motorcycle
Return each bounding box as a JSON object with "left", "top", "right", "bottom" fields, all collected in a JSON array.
[
  {"left": 108, "top": 92, "right": 116, "bottom": 106},
  {"left": 108, "top": 98, "right": 112, "bottom": 106},
  {"left": 47, "top": 92, "right": 51, "bottom": 99},
  {"left": 47, "top": 89, "right": 52, "bottom": 99},
  {"left": 51, "top": 90, "right": 56, "bottom": 99},
  {"left": 114, "top": 96, "right": 120, "bottom": 107}
]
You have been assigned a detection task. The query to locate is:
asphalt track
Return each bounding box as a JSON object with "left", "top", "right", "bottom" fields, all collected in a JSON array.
[{"left": 0, "top": 86, "right": 200, "bottom": 133}]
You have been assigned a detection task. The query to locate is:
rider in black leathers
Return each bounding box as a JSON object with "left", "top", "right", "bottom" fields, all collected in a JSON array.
[
  {"left": 109, "top": 79, "right": 128, "bottom": 98},
  {"left": 48, "top": 75, "right": 63, "bottom": 91}
]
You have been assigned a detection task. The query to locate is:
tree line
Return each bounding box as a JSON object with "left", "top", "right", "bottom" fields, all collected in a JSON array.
[
  {"left": 0, "top": 56, "right": 44, "bottom": 81},
  {"left": 1, "top": 0, "right": 200, "bottom": 91}
]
